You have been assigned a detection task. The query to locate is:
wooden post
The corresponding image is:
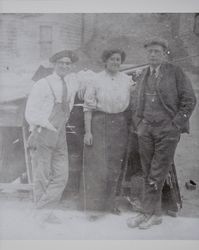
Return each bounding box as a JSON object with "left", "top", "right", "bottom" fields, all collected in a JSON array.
[{"left": 22, "top": 124, "right": 33, "bottom": 184}]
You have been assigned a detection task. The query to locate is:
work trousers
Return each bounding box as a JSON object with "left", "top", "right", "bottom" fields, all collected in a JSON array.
[
  {"left": 137, "top": 119, "right": 180, "bottom": 216},
  {"left": 31, "top": 126, "right": 69, "bottom": 209}
]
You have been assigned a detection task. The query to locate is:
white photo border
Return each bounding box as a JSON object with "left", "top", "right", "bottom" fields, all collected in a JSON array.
[{"left": 0, "top": 0, "right": 199, "bottom": 250}]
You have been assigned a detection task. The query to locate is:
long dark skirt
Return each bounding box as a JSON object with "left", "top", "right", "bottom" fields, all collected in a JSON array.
[{"left": 80, "top": 111, "right": 128, "bottom": 212}]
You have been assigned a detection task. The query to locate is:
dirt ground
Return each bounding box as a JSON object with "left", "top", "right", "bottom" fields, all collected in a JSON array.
[
  {"left": 0, "top": 114, "right": 198, "bottom": 240},
  {"left": 0, "top": 193, "right": 199, "bottom": 240},
  {"left": 0, "top": 73, "right": 198, "bottom": 240},
  {"left": 1, "top": 129, "right": 198, "bottom": 241},
  {"left": 1, "top": 116, "right": 199, "bottom": 241}
]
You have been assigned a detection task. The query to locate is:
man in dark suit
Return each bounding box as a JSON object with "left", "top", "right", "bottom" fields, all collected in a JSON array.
[{"left": 127, "top": 38, "right": 196, "bottom": 229}]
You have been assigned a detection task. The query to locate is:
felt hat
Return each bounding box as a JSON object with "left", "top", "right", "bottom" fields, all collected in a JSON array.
[
  {"left": 144, "top": 37, "right": 168, "bottom": 51},
  {"left": 49, "top": 50, "right": 78, "bottom": 63}
]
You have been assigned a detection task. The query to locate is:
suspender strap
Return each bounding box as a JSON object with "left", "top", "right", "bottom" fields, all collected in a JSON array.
[{"left": 45, "top": 77, "right": 57, "bottom": 103}]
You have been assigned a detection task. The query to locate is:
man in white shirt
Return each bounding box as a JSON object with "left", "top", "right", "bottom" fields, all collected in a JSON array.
[{"left": 25, "top": 50, "right": 83, "bottom": 223}]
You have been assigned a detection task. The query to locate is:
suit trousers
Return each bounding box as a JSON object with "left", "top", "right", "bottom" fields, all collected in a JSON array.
[
  {"left": 137, "top": 119, "right": 180, "bottom": 216},
  {"left": 31, "top": 125, "right": 69, "bottom": 209}
]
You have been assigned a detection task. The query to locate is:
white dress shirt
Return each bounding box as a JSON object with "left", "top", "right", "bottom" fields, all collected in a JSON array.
[
  {"left": 25, "top": 72, "right": 85, "bottom": 131},
  {"left": 149, "top": 65, "right": 161, "bottom": 78}
]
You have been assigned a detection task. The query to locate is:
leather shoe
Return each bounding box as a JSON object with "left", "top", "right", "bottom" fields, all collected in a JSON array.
[
  {"left": 127, "top": 213, "right": 147, "bottom": 228},
  {"left": 185, "top": 180, "right": 196, "bottom": 190},
  {"left": 139, "top": 215, "right": 162, "bottom": 229}
]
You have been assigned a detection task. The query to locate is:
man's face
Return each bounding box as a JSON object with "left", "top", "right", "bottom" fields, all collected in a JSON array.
[
  {"left": 146, "top": 44, "right": 166, "bottom": 67},
  {"left": 54, "top": 57, "right": 72, "bottom": 77}
]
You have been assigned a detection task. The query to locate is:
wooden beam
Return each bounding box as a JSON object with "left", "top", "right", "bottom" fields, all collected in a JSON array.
[
  {"left": 0, "top": 183, "right": 33, "bottom": 191},
  {"left": 22, "top": 125, "right": 33, "bottom": 183}
]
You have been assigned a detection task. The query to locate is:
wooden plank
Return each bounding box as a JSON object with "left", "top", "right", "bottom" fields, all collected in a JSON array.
[
  {"left": 22, "top": 125, "right": 33, "bottom": 183},
  {"left": 0, "top": 183, "right": 33, "bottom": 191}
]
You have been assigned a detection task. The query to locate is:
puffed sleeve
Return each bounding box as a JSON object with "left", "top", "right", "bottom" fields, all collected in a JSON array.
[
  {"left": 124, "top": 73, "right": 137, "bottom": 112},
  {"left": 76, "top": 70, "right": 96, "bottom": 100},
  {"left": 74, "top": 70, "right": 97, "bottom": 111},
  {"left": 122, "top": 73, "right": 136, "bottom": 95},
  {"left": 83, "top": 82, "right": 97, "bottom": 112},
  {"left": 127, "top": 74, "right": 136, "bottom": 87}
]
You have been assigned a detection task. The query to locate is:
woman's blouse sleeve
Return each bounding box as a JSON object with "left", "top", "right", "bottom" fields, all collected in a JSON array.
[{"left": 82, "top": 73, "right": 98, "bottom": 112}]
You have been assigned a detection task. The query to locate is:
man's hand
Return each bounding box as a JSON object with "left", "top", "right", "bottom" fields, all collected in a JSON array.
[{"left": 84, "top": 132, "right": 93, "bottom": 146}]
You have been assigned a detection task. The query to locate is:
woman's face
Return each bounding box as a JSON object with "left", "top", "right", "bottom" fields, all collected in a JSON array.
[{"left": 105, "top": 53, "right": 122, "bottom": 74}]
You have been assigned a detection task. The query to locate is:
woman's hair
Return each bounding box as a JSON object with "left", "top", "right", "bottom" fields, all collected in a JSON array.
[{"left": 101, "top": 49, "right": 126, "bottom": 63}]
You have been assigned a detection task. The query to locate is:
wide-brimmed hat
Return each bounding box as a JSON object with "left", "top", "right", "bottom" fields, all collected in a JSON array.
[{"left": 49, "top": 50, "right": 78, "bottom": 63}]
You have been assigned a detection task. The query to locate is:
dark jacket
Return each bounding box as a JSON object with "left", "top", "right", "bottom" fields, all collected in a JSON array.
[{"left": 131, "top": 62, "right": 197, "bottom": 133}]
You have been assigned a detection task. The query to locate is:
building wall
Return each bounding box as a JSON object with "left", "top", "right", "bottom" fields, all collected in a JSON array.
[
  {"left": 83, "top": 13, "right": 172, "bottom": 66},
  {"left": 83, "top": 13, "right": 199, "bottom": 72},
  {"left": 0, "top": 14, "right": 84, "bottom": 74},
  {"left": 1, "top": 13, "right": 198, "bottom": 74},
  {"left": 179, "top": 13, "right": 199, "bottom": 68}
]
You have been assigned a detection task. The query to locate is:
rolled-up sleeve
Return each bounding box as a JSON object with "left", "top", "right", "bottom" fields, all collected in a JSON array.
[
  {"left": 25, "top": 79, "right": 51, "bottom": 128},
  {"left": 83, "top": 84, "right": 97, "bottom": 112},
  {"left": 76, "top": 70, "right": 96, "bottom": 100}
]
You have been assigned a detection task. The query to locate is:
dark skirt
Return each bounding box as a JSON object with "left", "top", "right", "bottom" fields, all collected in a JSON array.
[{"left": 80, "top": 111, "right": 128, "bottom": 212}]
